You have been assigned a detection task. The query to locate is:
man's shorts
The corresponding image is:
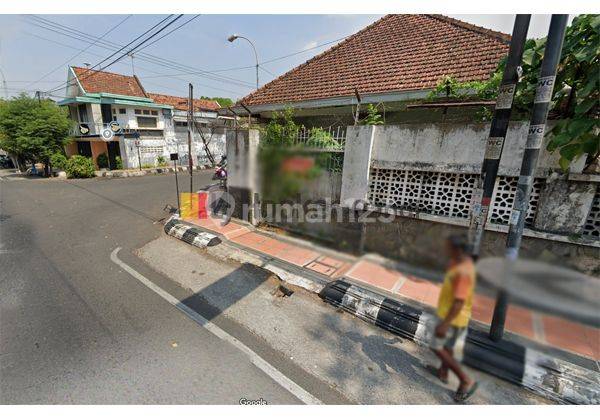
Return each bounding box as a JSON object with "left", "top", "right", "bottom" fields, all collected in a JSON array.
[{"left": 429, "top": 322, "right": 467, "bottom": 351}]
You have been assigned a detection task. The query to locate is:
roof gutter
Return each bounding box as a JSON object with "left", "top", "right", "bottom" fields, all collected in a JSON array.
[{"left": 228, "top": 89, "right": 432, "bottom": 114}]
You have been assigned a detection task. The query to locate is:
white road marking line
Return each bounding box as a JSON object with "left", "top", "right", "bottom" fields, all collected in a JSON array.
[{"left": 110, "top": 247, "right": 322, "bottom": 405}]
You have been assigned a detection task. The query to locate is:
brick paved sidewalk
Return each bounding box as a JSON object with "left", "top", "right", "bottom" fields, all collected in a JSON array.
[{"left": 184, "top": 215, "right": 600, "bottom": 362}]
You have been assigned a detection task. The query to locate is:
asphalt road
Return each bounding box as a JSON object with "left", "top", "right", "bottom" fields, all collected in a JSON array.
[{"left": 0, "top": 171, "right": 347, "bottom": 404}]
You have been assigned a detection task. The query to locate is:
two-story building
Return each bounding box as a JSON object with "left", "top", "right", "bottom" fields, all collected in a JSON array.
[
  {"left": 147, "top": 93, "right": 227, "bottom": 166},
  {"left": 58, "top": 66, "right": 226, "bottom": 169}
]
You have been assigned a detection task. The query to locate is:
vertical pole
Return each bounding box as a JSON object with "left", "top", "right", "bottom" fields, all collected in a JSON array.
[
  {"left": 489, "top": 15, "right": 568, "bottom": 341},
  {"left": 137, "top": 144, "right": 142, "bottom": 171},
  {"left": 468, "top": 15, "right": 531, "bottom": 258},
  {"left": 255, "top": 63, "right": 259, "bottom": 90},
  {"left": 187, "top": 83, "right": 194, "bottom": 193},
  {"left": 353, "top": 88, "right": 361, "bottom": 125},
  {"left": 174, "top": 160, "right": 180, "bottom": 212}
]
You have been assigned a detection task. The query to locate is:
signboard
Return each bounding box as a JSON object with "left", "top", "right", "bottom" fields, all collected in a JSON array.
[
  {"left": 100, "top": 128, "right": 114, "bottom": 142},
  {"left": 79, "top": 124, "right": 90, "bottom": 135},
  {"left": 109, "top": 121, "right": 121, "bottom": 133},
  {"left": 170, "top": 153, "right": 179, "bottom": 161}
]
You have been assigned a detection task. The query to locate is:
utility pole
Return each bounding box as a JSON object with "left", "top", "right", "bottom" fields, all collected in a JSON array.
[
  {"left": 128, "top": 53, "right": 135, "bottom": 75},
  {"left": 468, "top": 15, "right": 531, "bottom": 258},
  {"left": 0, "top": 68, "right": 7, "bottom": 99},
  {"left": 187, "top": 83, "right": 194, "bottom": 194},
  {"left": 489, "top": 15, "right": 569, "bottom": 342},
  {"left": 353, "top": 88, "right": 362, "bottom": 126}
]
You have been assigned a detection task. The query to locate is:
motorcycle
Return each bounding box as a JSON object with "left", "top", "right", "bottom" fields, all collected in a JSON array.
[{"left": 211, "top": 155, "right": 227, "bottom": 186}]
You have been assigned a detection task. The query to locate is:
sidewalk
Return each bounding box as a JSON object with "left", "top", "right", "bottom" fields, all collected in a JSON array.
[{"left": 182, "top": 215, "right": 600, "bottom": 363}]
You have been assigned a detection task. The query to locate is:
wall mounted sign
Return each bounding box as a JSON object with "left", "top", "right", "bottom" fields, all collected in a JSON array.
[
  {"left": 79, "top": 124, "right": 90, "bottom": 135},
  {"left": 101, "top": 128, "right": 114, "bottom": 142},
  {"left": 109, "top": 121, "right": 121, "bottom": 133}
]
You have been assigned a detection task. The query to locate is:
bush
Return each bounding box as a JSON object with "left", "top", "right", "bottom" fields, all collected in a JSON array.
[
  {"left": 96, "top": 153, "right": 109, "bottom": 169},
  {"left": 115, "top": 156, "right": 123, "bottom": 169},
  {"left": 65, "top": 155, "right": 95, "bottom": 178},
  {"left": 50, "top": 152, "right": 68, "bottom": 170},
  {"left": 156, "top": 155, "right": 166, "bottom": 166}
]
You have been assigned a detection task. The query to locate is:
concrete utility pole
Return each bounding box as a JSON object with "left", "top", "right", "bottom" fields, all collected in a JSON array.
[
  {"left": 188, "top": 83, "right": 194, "bottom": 194},
  {"left": 468, "top": 15, "right": 531, "bottom": 258},
  {"left": 0, "top": 68, "right": 8, "bottom": 99},
  {"left": 353, "top": 88, "right": 362, "bottom": 126},
  {"left": 489, "top": 15, "right": 569, "bottom": 342}
]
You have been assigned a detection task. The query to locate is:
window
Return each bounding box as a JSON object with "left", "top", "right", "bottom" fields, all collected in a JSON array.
[
  {"left": 119, "top": 108, "right": 126, "bottom": 114},
  {"left": 143, "top": 109, "right": 150, "bottom": 115},
  {"left": 175, "top": 121, "right": 187, "bottom": 127},
  {"left": 134, "top": 109, "right": 142, "bottom": 115},
  {"left": 151, "top": 110, "right": 158, "bottom": 116},
  {"left": 78, "top": 104, "right": 89, "bottom": 122},
  {"left": 137, "top": 116, "right": 157, "bottom": 128}
]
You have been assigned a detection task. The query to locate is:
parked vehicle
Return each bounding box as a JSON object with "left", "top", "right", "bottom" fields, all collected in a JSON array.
[
  {"left": 211, "top": 155, "right": 227, "bottom": 186},
  {"left": 0, "top": 155, "right": 14, "bottom": 169}
]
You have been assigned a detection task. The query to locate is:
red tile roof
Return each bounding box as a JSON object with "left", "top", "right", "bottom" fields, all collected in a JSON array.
[
  {"left": 240, "top": 14, "right": 510, "bottom": 107},
  {"left": 71, "top": 66, "right": 147, "bottom": 98},
  {"left": 147, "top": 93, "right": 221, "bottom": 112}
]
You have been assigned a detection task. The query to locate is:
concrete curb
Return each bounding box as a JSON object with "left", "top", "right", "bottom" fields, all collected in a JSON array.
[
  {"left": 164, "top": 218, "right": 221, "bottom": 248},
  {"left": 95, "top": 165, "right": 213, "bottom": 178},
  {"left": 318, "top": 279, "right": 600, "bottom": 405},
  {"left": 163, "top": 217, "right": 599, "bottom": 404}
]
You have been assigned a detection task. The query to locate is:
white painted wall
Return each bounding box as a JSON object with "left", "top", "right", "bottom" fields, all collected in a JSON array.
[
  {"left": 226, "top": 129, "right": 260, "bottom": 191},
  {"left": 109, "top": 105, "right": 168, "bottom": 131},
  {"left": 369, "top": 121, "right": 585, "bottom": 176},
  {"left": 340, "top": 125, "right": 376, "bottom": 208}
]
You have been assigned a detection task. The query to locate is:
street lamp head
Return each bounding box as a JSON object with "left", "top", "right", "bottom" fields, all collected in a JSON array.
[{"left": 227, "top": 34, "right": 238, "bottom": 43}]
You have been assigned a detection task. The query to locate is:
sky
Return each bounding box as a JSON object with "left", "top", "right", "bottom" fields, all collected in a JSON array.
[{"left": 0, "top": 14, "right": 576, "bottom": 101}]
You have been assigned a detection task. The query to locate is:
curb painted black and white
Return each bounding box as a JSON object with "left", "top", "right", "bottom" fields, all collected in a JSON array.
[
  {"left": 163, "top": 217, "right": 599, "bottom": 404},
  {"left": 164, "top": 217, "right": 221, "bottom": 248},
  {"left": 164, "top": 218, "right": 328, "bottom": 294},
  {"left": 319, "top": 280, "right": 600, "bottom": 405}
]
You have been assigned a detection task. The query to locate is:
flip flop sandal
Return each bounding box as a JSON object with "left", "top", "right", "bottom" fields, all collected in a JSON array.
[
  {"left": 424, "top": 364, "right": 449, "bottom": 384},
  {"left": 454, "top": 382, "right": 479, "bottom": 403}
]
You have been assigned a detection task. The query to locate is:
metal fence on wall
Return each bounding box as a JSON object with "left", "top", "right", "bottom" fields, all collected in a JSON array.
[{"left": 285, "top": 126, "right": 346, "bottom": 172}]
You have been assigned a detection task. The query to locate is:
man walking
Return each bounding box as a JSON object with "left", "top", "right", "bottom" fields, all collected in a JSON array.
[{"left": 427, "top": 234, "right": 478, "bottom": 402}]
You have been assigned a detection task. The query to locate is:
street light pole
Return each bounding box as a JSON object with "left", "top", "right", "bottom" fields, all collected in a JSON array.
[
  {"left": 228, "top": 34, "right": 259, "bottom": 89},
  {"left": 489, "top": 14, "right": 569, "bottom": 342}
]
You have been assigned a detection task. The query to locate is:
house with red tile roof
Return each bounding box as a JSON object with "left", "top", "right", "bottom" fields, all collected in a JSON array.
[
  {"left": 231, "top": 14, "right": 510, "bottom": 126},
  {"left": 57, "top": 66, "right": 226, "bottom": 169}
]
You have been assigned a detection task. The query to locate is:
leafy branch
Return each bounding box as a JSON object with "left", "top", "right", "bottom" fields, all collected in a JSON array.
[{"left": 427, "top": 14, "right": 599, "bottom": 171}]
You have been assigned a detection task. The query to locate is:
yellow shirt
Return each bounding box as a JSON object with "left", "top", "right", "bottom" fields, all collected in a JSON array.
[{"left": 436, "top": 260, "right": 476, "bottom": 328}]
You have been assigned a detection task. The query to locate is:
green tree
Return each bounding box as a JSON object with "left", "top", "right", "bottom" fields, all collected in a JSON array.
[
  {"left": 0, "top": 94, "right": 72, "bottom": 174},
  {"left": 200, "top": 96, "right": 234, "bottom": 107}
]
